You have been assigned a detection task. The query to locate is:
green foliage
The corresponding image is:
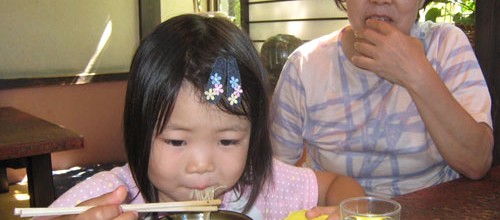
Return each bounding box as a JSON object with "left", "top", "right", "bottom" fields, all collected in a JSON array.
[
  {"left": 424, "top": 0, "right": 475, "bottom": 25},
  {"left": 453, "top": 0, "right": 475, "bottom": 25},
  {"left": 425, "top": 7, "right": 442, "bottom": 22}
]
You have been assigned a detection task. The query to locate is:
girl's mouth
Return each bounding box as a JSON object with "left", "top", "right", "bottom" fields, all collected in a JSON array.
[{"left": 190, "top": 185, "right": 227, "bottom": 200}]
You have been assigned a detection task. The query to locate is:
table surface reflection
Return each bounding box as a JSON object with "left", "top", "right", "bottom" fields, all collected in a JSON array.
[{"left": 393, "top": 165, "right": 500, "bottom": 219}]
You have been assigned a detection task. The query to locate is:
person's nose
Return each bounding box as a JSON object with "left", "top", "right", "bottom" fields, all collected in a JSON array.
[{"left": 185, "top": 147, "right": 215, "bottom": 174}]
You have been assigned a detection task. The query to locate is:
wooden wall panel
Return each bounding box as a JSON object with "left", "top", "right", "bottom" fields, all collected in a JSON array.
[
  {"left": 250, "top": 20, "right": 348, "bottom": 48},
  {"left": 247, "top": 0, "right": 348, "bottom": 51},
  {"left": 249, "top": 0, "right": 346, "bottom": 21}
]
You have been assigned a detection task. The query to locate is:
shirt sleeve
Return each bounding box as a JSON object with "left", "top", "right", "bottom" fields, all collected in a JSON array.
[
  {"left": 434, "top": 24, "right": 492, "bottom": 128},
  {"left": 255, "top": 158, "right": 319, "bottom": 218},
  {"left": 47, "top": 164, "right": 141, "bottom": 208},
  {"left": 270, "top": 54, "right": 308, "bottom": 165}
]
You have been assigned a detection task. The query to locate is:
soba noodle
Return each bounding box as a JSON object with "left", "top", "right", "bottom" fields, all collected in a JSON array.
[
  {"left": 191, "top": 185, "right": 226, "bottom": 200},
  {"left": 190, "top": 185, "right": 226, "bottom": 220}
]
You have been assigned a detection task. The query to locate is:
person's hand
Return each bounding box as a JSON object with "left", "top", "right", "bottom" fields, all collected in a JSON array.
[
  {"left": 305, "top": 206, "right": 340, "bottom": 220},
  {"left": 51, "top": 185, "right": 138, "bottom": 220},
  {"left": 351, "top": 18, "right": 432, "bottom": 87}
]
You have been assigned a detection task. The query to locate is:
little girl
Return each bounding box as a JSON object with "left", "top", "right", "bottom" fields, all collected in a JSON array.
[{"left": 42, "top": 14, "right": 364, "bottom": 220}]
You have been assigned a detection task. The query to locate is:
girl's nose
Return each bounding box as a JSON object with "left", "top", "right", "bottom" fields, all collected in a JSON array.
[{"left": 186, "top": 150, "right": 215, "bottom": 174}]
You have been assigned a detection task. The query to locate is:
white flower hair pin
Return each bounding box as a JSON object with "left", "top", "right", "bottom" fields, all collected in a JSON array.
[{"left": 204, "top": 56, "right": 242, "bottom": 107}]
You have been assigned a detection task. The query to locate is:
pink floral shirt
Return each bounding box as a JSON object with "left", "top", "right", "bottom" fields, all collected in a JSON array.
[{"left": 45, "top": 159, "right": 318, "bottom": 219}]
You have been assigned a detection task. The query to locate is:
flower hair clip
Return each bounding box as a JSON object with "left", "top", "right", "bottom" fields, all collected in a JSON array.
[{"left": 204, "top": 56, "right": 242, "bottom": 107}]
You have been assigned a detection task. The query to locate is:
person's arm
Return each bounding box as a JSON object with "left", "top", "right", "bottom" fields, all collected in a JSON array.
[
  {"left": 404, "top": 62, "right": 493, "bottom": 179},
  {"left": 351, "top": 19, "right": 494, "bottom": 179},
  {"left": 303, "top": 170, "right": 365, "bottom": 219},
  {"left": 315, "top": 170, "right": 365, "bottom": 206}
]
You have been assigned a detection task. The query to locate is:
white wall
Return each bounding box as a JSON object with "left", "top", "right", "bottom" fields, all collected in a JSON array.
[
  {"left": 0, "top": 0, "right": 139, "bottom": 80},
  {"left": 161, "top": 0, "right": 199, "bottom": 21}
]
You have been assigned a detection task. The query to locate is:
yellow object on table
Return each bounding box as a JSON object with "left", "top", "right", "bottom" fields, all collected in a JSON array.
[{"left": 285, "top": 210, "right": 328, "bottom": 220}]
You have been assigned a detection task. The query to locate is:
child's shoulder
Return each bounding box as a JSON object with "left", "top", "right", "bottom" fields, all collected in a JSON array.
[
  {"left": 81, "top": 164, "right": 135, "bottom": 187},
  {"left": 49, "top": 164, "right": 142, "bottom": 207},
  {"left": 248, "top": 159, "right": 319, "bottom": 217},
  {"left": 270, "top": 158, "right": 317, "bottom": 187}
]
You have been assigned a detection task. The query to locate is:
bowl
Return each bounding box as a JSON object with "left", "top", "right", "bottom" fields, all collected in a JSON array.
[{"left": 164, "top": 210, "right": 252, "bottom": 220}]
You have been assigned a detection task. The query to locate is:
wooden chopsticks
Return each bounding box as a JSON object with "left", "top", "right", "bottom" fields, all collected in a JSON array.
[{"left": 14, "top": 199, "right": 221, "bottom": 217}]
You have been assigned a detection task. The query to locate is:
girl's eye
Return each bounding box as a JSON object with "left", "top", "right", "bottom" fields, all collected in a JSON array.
[
  {"left": 220, "top": 139, "right": 239, "bottom": 146},
  {"left": 165, "top": 139, "right": 186, "bottom": 147}
]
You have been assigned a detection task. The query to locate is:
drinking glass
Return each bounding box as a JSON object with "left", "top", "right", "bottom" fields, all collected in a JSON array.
[{"left": 340, "top": 196, "right": 401, "bottom": 220}]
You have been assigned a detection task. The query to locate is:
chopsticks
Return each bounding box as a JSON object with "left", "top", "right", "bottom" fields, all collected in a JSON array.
[{"left": 14, "top": 199, "right": 221, "bottom": 217}]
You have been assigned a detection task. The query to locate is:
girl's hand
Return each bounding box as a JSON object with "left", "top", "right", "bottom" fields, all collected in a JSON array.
[
  {"left": 52, "top": 185, "right": 138, "bottom": 220},
  {"left": 306, "top": 206, "right": 340, "bottom": 220},
  {"left": 351, "top": 18, "right": 432, "bottom": 87}
]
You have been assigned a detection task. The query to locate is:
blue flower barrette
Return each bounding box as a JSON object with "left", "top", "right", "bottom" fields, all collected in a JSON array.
[{"left": 204, "top": 56, "right": 242, "bottom": 107}]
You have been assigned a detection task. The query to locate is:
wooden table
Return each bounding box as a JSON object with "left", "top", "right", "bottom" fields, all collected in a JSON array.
[
  {"left": 0, "top": 107, "right": 84, "bottom": 207},
  {"left": 393, "top": 165, "right": 500, "bottom": 219}
]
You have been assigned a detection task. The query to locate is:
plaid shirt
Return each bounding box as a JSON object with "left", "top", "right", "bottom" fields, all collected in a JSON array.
[{"left": 270, "top": 21, "right": 492, "bottom": 197}]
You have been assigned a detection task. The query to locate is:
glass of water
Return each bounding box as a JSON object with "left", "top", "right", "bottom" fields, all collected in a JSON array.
[{"left": 340, "top": 196, "right": 401, "bottom": 220}]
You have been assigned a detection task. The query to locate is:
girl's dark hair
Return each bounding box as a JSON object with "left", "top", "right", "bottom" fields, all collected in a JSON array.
[
  {"left": 333, "top": 0, "right": 433, "bottom": 11},
  {"left": 123, "top": 14, "right": 273, "bottom": 212}
]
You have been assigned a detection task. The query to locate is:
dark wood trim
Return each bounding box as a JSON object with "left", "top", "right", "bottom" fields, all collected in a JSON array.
[
  {"left": 26, "top": 154, "right": 55, "bottom": 207},
  {"left": 476, "top": 0, "right": 495, "bottom": 74},
  {"left": 475, "top": 0, "right": 500, "bottom": 166},
  {"left": 0, "top": 72, "right": 129, "bottom": 90},
  {"left": 139, "top": 0, "right": 161, "bottom": 39},
  {"left": 240, "top": 0, "right": 249, "bottom": 34}
]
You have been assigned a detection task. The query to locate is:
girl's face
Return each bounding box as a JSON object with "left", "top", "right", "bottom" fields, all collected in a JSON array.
[
  {"left": 148, "top": 82, "right": 250, "bottom": 202},
  {"left": 346, "top": 0, "right": 423, "bottom": 34}
]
